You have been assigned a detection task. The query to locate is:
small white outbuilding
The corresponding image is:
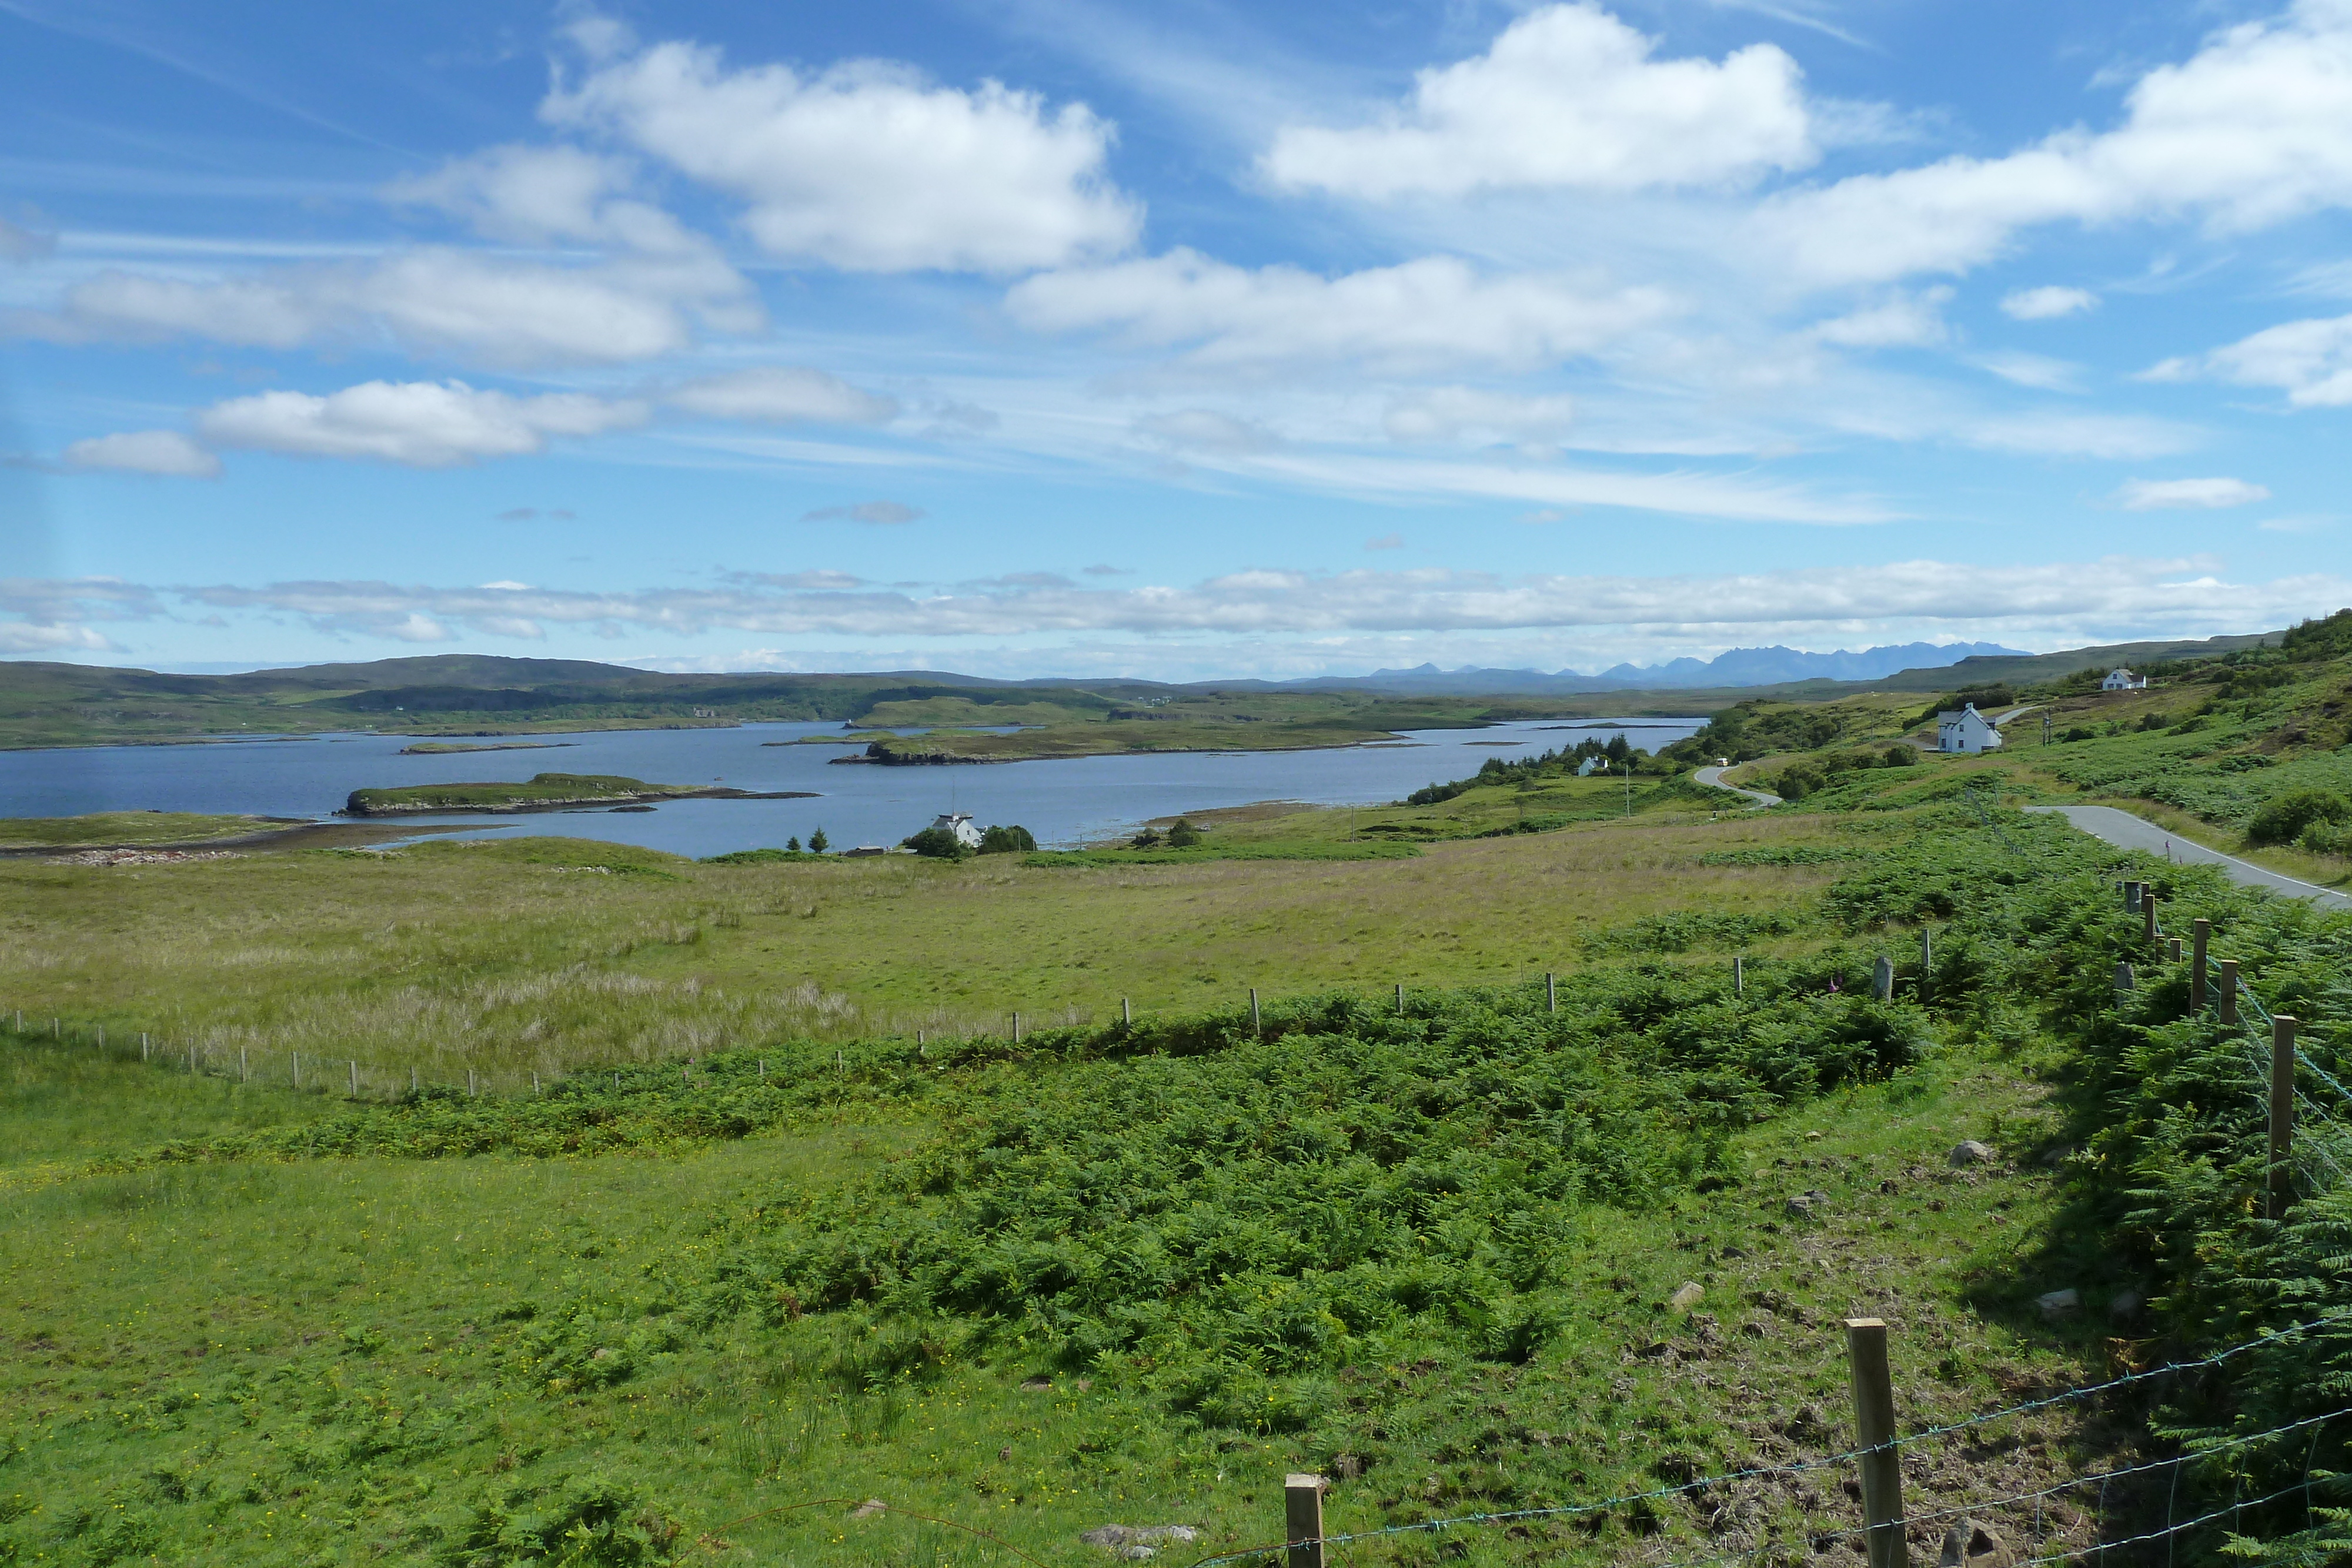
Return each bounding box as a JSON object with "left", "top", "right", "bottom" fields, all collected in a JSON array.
[
  {"left": 931, "top": 811, "right": 983, "bottom": 848},
  {"left": 2102, "top": 667, "right": 2147, "bottom": 691},
  {"left": 1936, "top": 703, "right": 2005, "bottom": 754}
]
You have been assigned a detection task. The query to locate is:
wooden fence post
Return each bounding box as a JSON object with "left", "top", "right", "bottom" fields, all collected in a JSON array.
[
  {"left": 1734, "top": 956, "right": 1744, "bottom": 998},
  {"left": 141, "top": 1032, "right": 149, "bottom": 1061},
  {"left": 1395, "top": 984, "right": 1404, "bottom": 1015},
  {"left": 2219, "top": 961, "right": 2239, "bottom": 1025},
  {"left": 410, "top": 1066, "right": 419, "bottom": 1094},
  {"left": 2270, "top": 1017, "right": 2300, "bottom": 1221},
  {"left": 349, "top": 1059, "right": 358, "bottom": 1096},
  {"left": 1919, "top": 928, "right": 1932, "bottom": 1002},
  {"left": 1284, "top": 1474, "right": 1327, "bottom": 1568},
  {"left": 1250, "top": 988, "right": 1261, "bottom": 1035},
  {"left": 2192, "top": 919, "right": 2210, "bottom": 1009},
  {"left": 2167, "top": 937, "right": 2181, "bottom": 962},
  {"left": 1845, "top": 1318, "right": 1907, "bottom": 1568},
  {"left": 1546, "top": 972, "right": 1556, "bottom": 1013},
  {"left": 1012, "top": 1014, "right": 1022, "bottom": 1044},
  {"left": 1872, "top": 956, "right": 1893, "bottom": 1001},
  {"left": 239, "top": 1047, "right": 248, "bottom": 1083},
  {"left": 2143, "top": 892, "right": 2159, "bottom": 943},
  {"left": 467, "top": 1068, "right": 477, "bottom": 1098},
  {"left": 1122, "top": 997, "right": 1132, "bottom": 1026}
]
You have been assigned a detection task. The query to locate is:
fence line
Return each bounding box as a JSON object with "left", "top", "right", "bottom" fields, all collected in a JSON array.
[
  {"left": 1178, "top": 1409, "right": 2349, "bottom": 1568},
  {"left": 1179, "top": 1312, "right": 2352, "bottom": 1568},
  {"left": 0, "top": 947, "right": 1939, "bottom": 1115}
]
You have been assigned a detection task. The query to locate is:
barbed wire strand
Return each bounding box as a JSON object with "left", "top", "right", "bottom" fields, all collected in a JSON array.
[
  {"left": 1880, "top": 1403, "right": 2351, "bottom": 1536},
  {"left": 2009, "top": 1475, "right": 2321, "bottom": 1568},
  {"left": 1179, "top": 1343, "right": 2352, "bottom": 1568}
]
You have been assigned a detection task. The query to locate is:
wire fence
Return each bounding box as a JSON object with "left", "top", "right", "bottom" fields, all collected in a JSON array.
[
  {"left": 1172, "top": 1342, "right": 2352, "bottom": 1568},
  {"left": 16, "top": 848, "right": 2352, "bottom": 1565}
]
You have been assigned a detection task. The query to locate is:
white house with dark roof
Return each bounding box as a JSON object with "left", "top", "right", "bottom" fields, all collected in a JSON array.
[
  {"left": 930, "top": 811, "right": 983, "bottom": 849},
  {"left": 1936, "top": 703, "right": 2004, "bottom": 754},
  {"left": 2102, "top": 667, "right": 2147, "bottom": 691}
]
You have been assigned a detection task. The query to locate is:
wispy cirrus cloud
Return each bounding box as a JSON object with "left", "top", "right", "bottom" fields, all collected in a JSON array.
[
  {"left": 2110, "top": 476, "right": 2271, "bottom": 510},
  {"left": 125, "top": 556, "right": 2351, "bottom": 646}
]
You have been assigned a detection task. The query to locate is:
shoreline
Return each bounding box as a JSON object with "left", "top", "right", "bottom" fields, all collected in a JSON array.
[
  {"left": 340, "top": 786, "right": 818, "bottom": 818},
  {"left": 0, "top": 820, "right": 479, "bottom": 858}
]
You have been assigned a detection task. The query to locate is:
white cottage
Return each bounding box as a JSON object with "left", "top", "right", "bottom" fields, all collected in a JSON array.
[
  {"left": 930, "top": 811, "right": 983, "bottom": 849},
  {"left": 2102, "top": 667, "right": 2147, "bottom": 691},
  {"left": 1936, "top": 703, "right": 2005, "bottom": 754}
]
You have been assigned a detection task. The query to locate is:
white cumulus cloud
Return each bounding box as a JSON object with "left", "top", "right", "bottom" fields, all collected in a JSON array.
[
  {"left": 2002, "top": 285, "right": 2099, "bottom": 320},
  {"left": 666, "top": 366, "right": 900, "bottom": 424},
  {"left": 194, "top": 380, "right": 651, "bottom": 467},
  {"left": 384, "top": 143, "right": 704, "bottom": 256},
  {"left": 1755, "top": 0, "right": 2352, "bottom": 285},
  {"left": 61, "top": 430, "right": 221, "bottom": 479},
  {"left": 2147, "top": 311, "right": 2352, "bottom": 406},
  {"left": 1005, "top": 249, "right": 1673, "bottom": 375},
  {"left": 543, "top": 38, "right": 1140, "bottom": 272},
  {"left": 2112, "top": 476, "right": 2273, "bottom": 509},
  {"left": 1261, "top": 3, "right": 1814, "bottom": 198}
]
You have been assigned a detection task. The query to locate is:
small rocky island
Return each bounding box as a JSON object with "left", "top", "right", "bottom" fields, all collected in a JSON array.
[{"left": 340, "top": 772, "right": 815, "bottom": 817}]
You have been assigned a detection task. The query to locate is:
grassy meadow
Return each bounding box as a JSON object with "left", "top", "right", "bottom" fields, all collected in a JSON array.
[
  {"left": 9, "top": 616, "right": 2352, "bottom": 1566},
  {"left": 10, "top": 788, "right": 2319, "bottom": 1567},
  {"left": 0, "top": 798, "right": 1851, "bottom": 1094}
]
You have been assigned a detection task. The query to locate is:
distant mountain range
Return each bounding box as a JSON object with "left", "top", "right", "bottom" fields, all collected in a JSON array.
[{"left": 1257, "top": 642, "right": 2029, "bottom": 697}]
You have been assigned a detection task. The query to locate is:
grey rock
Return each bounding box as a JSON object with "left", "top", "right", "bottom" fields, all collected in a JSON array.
[
  {"left": 1949, "top": 1140, "right": 1997, "bottom": 1166},
  {"left": 2036, "top": 1288, "right": 2081, "bottom": 1322},
  {"left": 1940, "top": 1518, "right": 2010, "bottom": 1568},
  {"left": 1083, "top": 1526, "right": 1200, "bottom": 1555},
  {"left": 1669, "top": 1282, "right": 1706, "bottom": 1310},
  {"left": 2109, "top": 1289, "right": 2145, "bottom": 1323},
  {"left": 1784, "top": 1188, "right": 1831, "bottom": 1219}
]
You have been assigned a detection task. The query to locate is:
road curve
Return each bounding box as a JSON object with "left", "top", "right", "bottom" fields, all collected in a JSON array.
[
  {"left": 2024, "top": 804, "right": 2351, "bottom": 910},
  {"left": 1695, "top": 765, "right": 1782, "bottom": 807}
]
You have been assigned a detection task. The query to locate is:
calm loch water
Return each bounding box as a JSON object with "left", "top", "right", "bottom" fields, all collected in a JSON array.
[{"left": 0, "top": 718, "right": 1703, "bottom": 857}]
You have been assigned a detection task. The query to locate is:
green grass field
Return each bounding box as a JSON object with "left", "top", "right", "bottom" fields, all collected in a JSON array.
[
  {"left": 8, "top": 616, "right": 2352, "bottom": 1567},
  {"left": 0, "top": 813, "right": 300, "bottom": 852}
]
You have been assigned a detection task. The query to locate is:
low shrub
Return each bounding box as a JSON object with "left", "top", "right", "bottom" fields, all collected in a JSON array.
[
  {"left": 901, "top": 826, "right": 970, "bottom": 860},
  {"left": 2246, "top": 788, "right": 2352, "bottom": 845},
  {"left": 688, "top": 976, "right": 1928, "bottom": 1424}
]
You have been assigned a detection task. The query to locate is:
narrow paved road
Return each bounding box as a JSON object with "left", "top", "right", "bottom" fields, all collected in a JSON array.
[
  {"left": 1694, "top": 765, "right": 1782, "bottom": 807},
  {"left": 2024, "top": 804, "right": 2351, "bottom": 910}
]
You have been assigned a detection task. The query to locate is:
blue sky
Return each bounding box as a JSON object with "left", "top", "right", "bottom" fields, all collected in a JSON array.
[{"left": 2, "top": 0, "right": 2349, "bottom": 679}]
